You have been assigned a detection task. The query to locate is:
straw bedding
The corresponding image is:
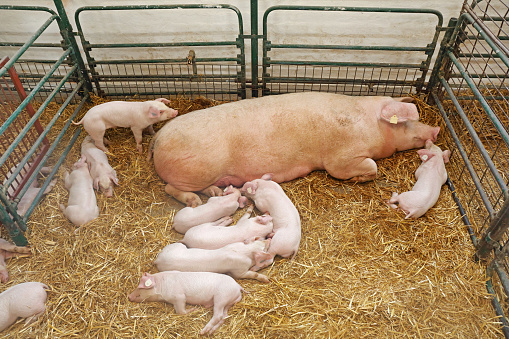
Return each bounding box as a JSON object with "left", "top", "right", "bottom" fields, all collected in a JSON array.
[{"left": 0, "top": 94, "right": 502, "bottom": 338}]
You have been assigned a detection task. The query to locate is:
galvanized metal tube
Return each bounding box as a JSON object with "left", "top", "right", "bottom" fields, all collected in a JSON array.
[
  {"left": 477, "top": 196, "right": 509, "bottom": 260},
  {"left": 3, "top": 65, "right": 78, "bottom": 189},
  {"left": 439, "top": 72, "right": 508, "bottom": 196},
  {"left": 447, "top": 50, "right": 509, "bottom": 147},
  {"left": 0, "top": 49, "right": 72, "bottom": 167},
  {"left": 486, "top": 278, "right": 509, "bottom": 338},
  {"left": 431, "top": 91, "right": 495, "bottom": 219},
  {"left": 251, "top": 0, "right": 259, "bottom": 97},
  {"left": 0, "top": 12, "right": 59, "bottom": 77},
  {"left": 450, "top": 12, "right": 509, "bottom": 68}
]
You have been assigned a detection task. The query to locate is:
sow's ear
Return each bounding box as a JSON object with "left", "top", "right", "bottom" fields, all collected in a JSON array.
[
  {"left": 394, "top": 96, "right": 415, "bottom": 103},
  {"left": 380, "top": 100, "right": 419, "bottom": 124}
]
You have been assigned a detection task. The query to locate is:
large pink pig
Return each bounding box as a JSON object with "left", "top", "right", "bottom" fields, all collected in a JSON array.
[
  {"left": 180, "top": 205, "right": 273, "bottom": 249},
  {"left": 0, "top": 239, "right": 31, "bottom": 283},
  {"left": 152, "top": 92, "right": 440, "bottom": 206},
  {"left": 59, "top": 156, "right": 99, "bottom": 226},
  {"left": 0, "top": 282, "right": 48, "bottom": 331},
  {"left": 128, "top": 271, "right": 244, "bottom": 335},
  {"left": 154, "top": 239, "right": 272, "bottom": 282},
  {"left": 73, "top": 98, "right": 178, "bottom": 153},
  {"left": 241, "top": 176, "right": 301, "bottom": 269},
  {"left": 81, "top": 136, "right": 118, "bottom": 197},
  {"left": 172, "top": 185, "right": 248, "bottom": 232},
  {"left": 387, "top": 140, "right": 450, "bottom": 219}
]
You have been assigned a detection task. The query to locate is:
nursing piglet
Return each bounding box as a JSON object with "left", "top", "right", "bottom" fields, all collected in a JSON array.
[
  {"left": 241, "top": 175, "right": 301, "bottom": 268},
  {"left": 172, "top": 185, "right": 248, "bottom": 233},
  {"left": 128, "top": 271, "right": 244, "bottom": 335},
  {"left": 180, "top": 205, "right": 273, "bottom": 249},
  {"left": 59, "top": 156, "right": 99, "bottom": 226},
  {"left": 0, "top": 239, "right": 31, "bottom": 283},
  {"left": 154, "top": 239, "right": 272, "bottom": 282},
  {"left": 0, "top": 282, "right": 48, "bottom": 332},
  {"left": 388, "top": 140, "right": 451, "bottom": 219},
  {"left": 72, "top": 98, "right": 178, "bottom": 153},
  {"left": 81, "top": 135, "right": 118, "bottom": 197}
]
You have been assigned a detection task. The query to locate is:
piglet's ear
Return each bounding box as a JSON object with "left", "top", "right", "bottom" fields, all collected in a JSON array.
[
  {"left": 155, "top": 98, "right": 171, "bottom": 105},
  {"left": 253, "top": 251, "right": 273, "bottom": 269},
  {"left": 417, "top": 149, "right": 434, "bottom": 161},
  {"left": 138, "top": 273, "right": 154, "bottom": 289},
  {"left": 442, "top": 150, "right": 451, "bottom": 163},
  {"left": 148, "top": 106, "right": 161, "bottom": 118}
]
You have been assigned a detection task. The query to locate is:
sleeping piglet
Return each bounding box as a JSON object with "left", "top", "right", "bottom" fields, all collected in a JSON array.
[
  {"left": 172, "top": 185, "right": 248, "bottom": 233},
  {"left": 0, "top": 282, "right": 48, "bottom": 332},
  {"left": 180, "top": 204, "right": 273, "bottom": 250},
  {"left": 81, "top": 135, "right": 118, "bottom": 197},
  {"left": 0, "top": 239, "right": 31, "bottom": 283},
  {"left": 387, "top": 139, "right": 451, "bottom": 219},
  {"left": 3, "top": 164, "right": 56, "bottom": 217},
  {"left": 128, "top": 271, "right": 245, "bottom": 335},
  {"left": 241, "top": 175, "right": 301, "bottom": 268},
  {"left": 154, "top": 239, "right": 272, "bottom": 282},
  {"left": 59, "top": 156, "right": 99, "bottom": 226},
  {"left": 72, "top": 98, "right": 178, "bottom": 153}
]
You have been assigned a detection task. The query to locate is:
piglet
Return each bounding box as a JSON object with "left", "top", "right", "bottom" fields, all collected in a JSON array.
[
  {"left": 81, "top": 135, "right": 118, "bottom": 197},
  {"left": 128, "top": 271, "right": 244, "bottom": 335},
  {"left": 154, "top": 239, "right": 272, "bottom": 282},
  {"left": 0, "top": 282, "right": 48, "bottom": 332},
  {"left": 180, "top": 204, "right": 273, "bottom": 250},
  {"left": 59, "top": 156, "right": 99, "bottom": 226},
  {"left": 388, "top": 139, "right": 451, "bottom": 219},
  {"left": 0, "top": 239, "right": 31, "bottom": 283},
  {"left": 172, "top": 185, "right": 248, "bottom": 234},
  {"left": 72, "top": 98, "right": 178, "bottom": 153},
  {"left": 3, "top": 164, "right": 56, "bottom": 217},
  {"left": 241, "top": 175, "right": 301, "bottom": 268}
]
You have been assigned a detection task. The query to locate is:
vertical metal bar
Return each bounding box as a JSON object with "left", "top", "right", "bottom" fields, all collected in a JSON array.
[
  {"left": 477, "top": 198, "right": 509, "bottom": 260},
  {"left": 52, "top": 0, "right": 93, "bottom": 94},
  {"left": 251, "top": 0, "right": 259, "bottom": 97},
  {"left": 427, "top": 18, "right": 458, "bottom": 93}
]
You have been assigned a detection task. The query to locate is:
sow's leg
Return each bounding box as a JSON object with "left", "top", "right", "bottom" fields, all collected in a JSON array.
[
  {"left": 327, "top": 157, "right": 378, "bottom": 182},
  {"left": 165, "top": 184, "right": 202, "bottom": 207},
  {"left": 165, "top": 184, "right": 224, "bottom": 207}
]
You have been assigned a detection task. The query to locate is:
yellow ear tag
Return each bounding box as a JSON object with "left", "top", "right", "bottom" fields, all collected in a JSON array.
[
  {"left": 145, "top": 279, "right": 153, "bottom": 287},
  {"left": 422, "top": 155, "right": 428, "bottom": 161},
  {"left": 390, "top": 115, "right": 398, "bottom": 124},
  {"left": 247, "top": 187, "right": 252, "bottom": 194}
]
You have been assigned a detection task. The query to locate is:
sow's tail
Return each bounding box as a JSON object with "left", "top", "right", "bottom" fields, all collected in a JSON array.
[{"left": 146, "top": 129, "right": 161, "bottom": 162}]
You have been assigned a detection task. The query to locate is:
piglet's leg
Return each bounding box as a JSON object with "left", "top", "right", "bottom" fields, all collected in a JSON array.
[
  {"left": 240, "top": 271, "right": 269, "bottom": 283},
  {"left": 0, "top": 239, "right": 31, "bottom": 254},
  {"left": 237, "top": 204, "right": 254, "bottom": 223},
  {"left": 131, "top": 127, "right": 144, "bottom": 153},
  {"left": 164, "top": 184, "right": 202, "bottom": 207}
]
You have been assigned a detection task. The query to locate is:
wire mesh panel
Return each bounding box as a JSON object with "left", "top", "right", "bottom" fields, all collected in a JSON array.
[
  {"left": 430, "top": 0, "right": 509, "bottom": 335},
  {"left": 0, "top": 6, "right": 91, "bottom": 245},
  {"left": 261, "top": 6, "right": 444, "bottom": 97},
  {"left": 75, "top": 5, "right": 246, "bottom": 101}
]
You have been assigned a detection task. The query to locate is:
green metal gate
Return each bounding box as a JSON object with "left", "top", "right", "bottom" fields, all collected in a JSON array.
[
  {"left": 260, "top": 6, "right": 444, "bottom": 96},
  {"left": 74, "top": 5, "right": 246, "bottom": 101},
  {"left": 0, "top": 5, "right": 91, "bottom": 245}
]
